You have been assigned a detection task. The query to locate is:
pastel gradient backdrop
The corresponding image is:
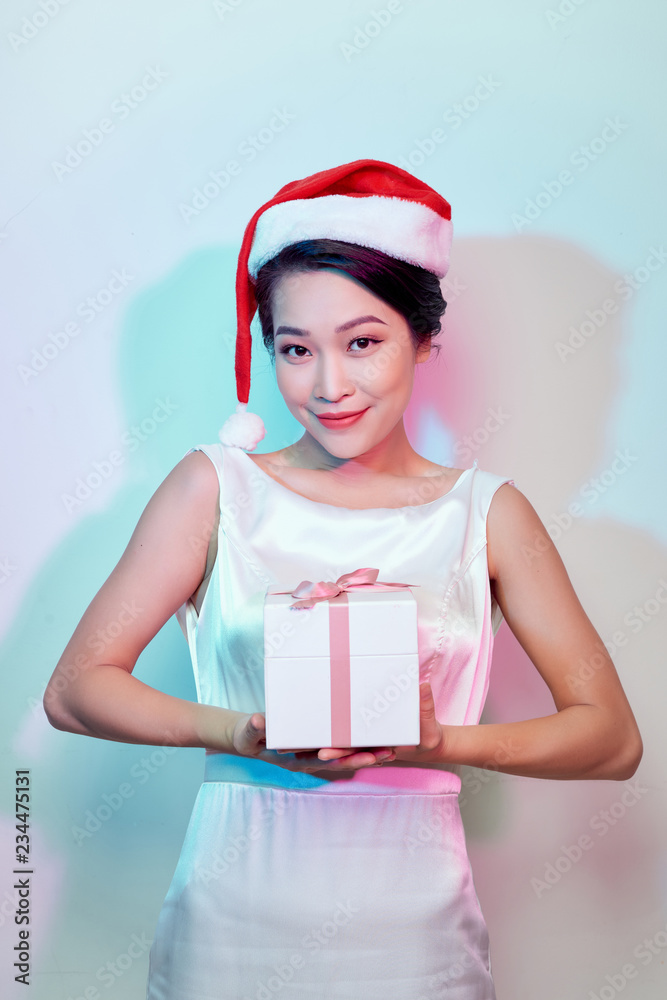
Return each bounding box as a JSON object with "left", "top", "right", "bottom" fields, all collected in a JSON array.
[{"left": 1, "top": 2, "right": 666, "bottom": 998}]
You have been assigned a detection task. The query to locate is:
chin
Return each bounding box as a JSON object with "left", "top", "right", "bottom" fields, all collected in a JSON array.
[
  {"left": 322, "top": 436, "right": 377, "bottom": 460},
  {"left": 299, "top": 408, "right": 393, "bottom": 457}
]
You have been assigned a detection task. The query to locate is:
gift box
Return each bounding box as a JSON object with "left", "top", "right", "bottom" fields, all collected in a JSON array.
[{"left": 263, "top": 568, "right": 421, "bottom": 749}]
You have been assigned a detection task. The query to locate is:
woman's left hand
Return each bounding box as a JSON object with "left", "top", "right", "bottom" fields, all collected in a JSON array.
[{"left": 312, "top": 681, "right": 448, "bottom": 766}]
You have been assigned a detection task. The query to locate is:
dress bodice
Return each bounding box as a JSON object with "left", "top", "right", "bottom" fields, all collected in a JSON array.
[{"left": 175, "top": 443, "right": 515, "bottom": 795}]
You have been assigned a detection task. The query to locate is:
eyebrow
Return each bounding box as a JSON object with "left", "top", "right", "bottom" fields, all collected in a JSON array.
[{"left": 274, "top": 315, "right": 388, "bottom": 338}]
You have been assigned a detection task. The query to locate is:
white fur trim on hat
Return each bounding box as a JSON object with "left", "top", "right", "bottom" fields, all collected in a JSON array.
[
  {"left": 247, "top": 194, "right": 452, "bottom": 279},
  {"left": 218, "top": 402, "right": 266, "bottom": 451}
]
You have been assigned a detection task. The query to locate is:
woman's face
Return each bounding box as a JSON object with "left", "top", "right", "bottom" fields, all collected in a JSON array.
[{"left": 271, "top": 268, "right": 430, "bottom": 458}]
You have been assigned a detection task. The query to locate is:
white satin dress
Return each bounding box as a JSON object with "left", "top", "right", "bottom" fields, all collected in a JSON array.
[{"left": 146, "top": 442, "right": 515, "bottom": 1000}]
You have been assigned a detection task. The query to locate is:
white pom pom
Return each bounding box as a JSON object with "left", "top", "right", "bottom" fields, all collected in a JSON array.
[{"left": 218, "top": 402, "right": 266, "bottom": 451}]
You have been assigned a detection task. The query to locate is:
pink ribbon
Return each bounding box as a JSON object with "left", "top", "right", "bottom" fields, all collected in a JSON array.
[
  {"left": 272, "top": 566, "right": 418, "bottom": 610},
  {"left": 271, "top": 568, "right": 418, "bottom": 746}
]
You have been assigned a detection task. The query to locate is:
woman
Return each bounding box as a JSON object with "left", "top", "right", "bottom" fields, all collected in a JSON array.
[{"left": 44, "top": 160, "right": 642, "bottom": 999}]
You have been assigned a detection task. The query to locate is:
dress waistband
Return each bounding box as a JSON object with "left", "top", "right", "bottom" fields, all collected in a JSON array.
[{"left": 203, "top": 752, "right": 462, "bottom": 795}]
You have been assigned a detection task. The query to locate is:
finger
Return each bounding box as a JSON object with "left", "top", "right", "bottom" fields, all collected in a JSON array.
[
  {"left": 420, "top": 682, "right": 444, "bottom": 741},
  {"left": 319, "top": 753, "right": 375, "bottom": 770},
  {"left": 419, "top": 682, "right": 438, "bottom": 722},
  {"left": 354, "top": 751, "right": 384, "bottom": 766},
  {"left": 317, "top": 750, "right": 373, "bottom": 766},
  {"left": 317, "top": 747, "right": 357, "bottom": 760},
  {"left": 419, "top": 680, "right": 433, "bottom": 702},
  {"left": 245, "top": 714, "right": 267, "bottom": 750}
]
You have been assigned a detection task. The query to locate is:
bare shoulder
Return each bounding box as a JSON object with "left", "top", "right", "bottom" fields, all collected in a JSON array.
[
  {"left": 170, "top": 449, "right": 220, "bottom": 497},
  {"left": 486, "top": 482, "right": 545, "bottom": 580},
  {"left": 166, "top": 449, "right": 220, "bottom": 530},
  {"left": 129, "top": 450, "right": 221, "bottom": 558}
]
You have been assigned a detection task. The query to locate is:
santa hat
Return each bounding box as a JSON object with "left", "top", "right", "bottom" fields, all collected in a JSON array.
[{"left": 219, "top": 158, "right": 453, "bottom": 450}]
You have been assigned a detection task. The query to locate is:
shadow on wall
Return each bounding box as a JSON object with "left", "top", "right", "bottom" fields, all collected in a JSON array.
[
  {"left": 405, "top": 234, "right": 661, "bottom": 994},
  {"left": 0, "top": 244, "right": 302, "bottom": 999},
  {"left": 0, "top": 235, "right": 661, "bottom": 998}
]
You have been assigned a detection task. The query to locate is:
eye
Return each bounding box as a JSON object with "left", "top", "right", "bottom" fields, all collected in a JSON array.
[
  {"left": 349, "top": 336, "right": 381, "bottom": 351},
  {"left": 278, "top": 336, "right": 382, "bottom": 358},
  {"left": 278, "top": 343, "right": 310, "bottom": 358}
]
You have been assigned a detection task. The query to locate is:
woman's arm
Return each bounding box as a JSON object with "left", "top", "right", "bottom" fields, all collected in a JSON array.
[
  {"left": 433, "top": 484, "right": 643, "bottom": 781},
  {"left": 43, "top": 451, "right": 248, "bottom": 753}
]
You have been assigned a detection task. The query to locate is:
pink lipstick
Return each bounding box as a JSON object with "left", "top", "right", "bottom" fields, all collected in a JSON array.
[{"left": 314, "top": 408, "right": 369, "bottom": 429}]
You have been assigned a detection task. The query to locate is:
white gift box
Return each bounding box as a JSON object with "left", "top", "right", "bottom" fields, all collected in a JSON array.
[{"left": 263, "top": 585, "right": 420, "bottom": 749}]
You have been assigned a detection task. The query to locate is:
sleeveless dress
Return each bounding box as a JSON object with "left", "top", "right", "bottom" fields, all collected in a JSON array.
[{"left": 146, "top": 442, "right": 515, "bottom": 1000}]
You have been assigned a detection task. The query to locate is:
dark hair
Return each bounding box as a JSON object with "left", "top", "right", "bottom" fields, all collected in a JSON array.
[{"left": 254, "top": 239, "right": 446, "bottom": 362}]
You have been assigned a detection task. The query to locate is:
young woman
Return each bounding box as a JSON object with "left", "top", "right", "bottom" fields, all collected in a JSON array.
[{"left": 44, "top": 161, "right": 642, "bottom": 999}]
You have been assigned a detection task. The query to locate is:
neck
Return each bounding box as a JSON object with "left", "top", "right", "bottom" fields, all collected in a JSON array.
[{"left": 288, "top": 419, "right": 424, "bottom": 479}]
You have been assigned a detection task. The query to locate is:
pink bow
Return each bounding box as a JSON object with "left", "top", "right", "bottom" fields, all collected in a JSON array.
[{"left": 273, "top": 566, "right": 419, "bottom": 610}]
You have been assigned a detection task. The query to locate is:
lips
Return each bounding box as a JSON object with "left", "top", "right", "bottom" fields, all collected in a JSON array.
[{"left": 314, "top": 407, "right": 369, "bottom": 429}]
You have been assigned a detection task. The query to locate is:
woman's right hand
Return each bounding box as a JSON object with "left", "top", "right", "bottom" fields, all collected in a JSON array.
[{"left": 231, "top": 712, "right": 397, "bottom": 773}]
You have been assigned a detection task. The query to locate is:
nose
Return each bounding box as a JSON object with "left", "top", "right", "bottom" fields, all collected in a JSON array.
[{"left": 312, "top": 353, "right": 354, "bottom": 404}]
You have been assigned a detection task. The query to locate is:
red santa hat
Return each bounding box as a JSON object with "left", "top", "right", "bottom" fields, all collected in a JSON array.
[{"left": 219, "top": 158, "right": 453, "bottom": 450}]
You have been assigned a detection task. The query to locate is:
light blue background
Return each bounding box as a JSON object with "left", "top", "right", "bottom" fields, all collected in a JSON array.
[{"left": 1, "top": 2, "right": 665, "bottom": 998}]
